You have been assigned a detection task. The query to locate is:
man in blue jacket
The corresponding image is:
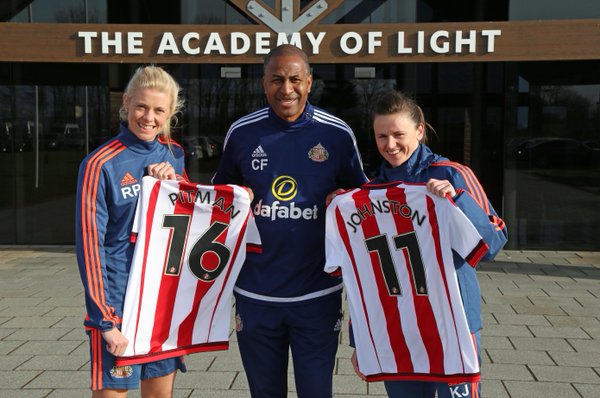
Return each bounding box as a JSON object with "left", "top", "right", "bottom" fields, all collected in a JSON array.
[{"left": 212, "top": 44, "right": 368, "bottom": 397}]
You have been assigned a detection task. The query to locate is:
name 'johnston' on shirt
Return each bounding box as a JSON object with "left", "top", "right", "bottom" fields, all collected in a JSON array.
[{"left": 344, "top": 199, "right": 426, "bottom": 233}]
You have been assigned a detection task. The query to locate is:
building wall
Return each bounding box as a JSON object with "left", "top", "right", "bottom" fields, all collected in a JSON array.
[{"left": 0, "top": 0, "right": 599, "bottom": 249}]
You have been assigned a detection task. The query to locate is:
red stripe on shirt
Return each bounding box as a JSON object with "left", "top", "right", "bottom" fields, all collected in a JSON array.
[
  {"left": 354, "top": 188, "right": 413, "bottom": 374},
  {"left": 206, "top": 185, "right": 244, "bottom": 341},
  {"left": 334, "top": 206, "right": 385, "bottom": 373},
  {"left": 426, "top": 195, "right": 466, "bottom": 373},
  {"left": 388, "top": 186, "right": 444, "bottom": 375},
  {"left": 150, "top": 180, "right": 195, "bottom": 352},
  {"left": 177, "top": 184, "right": 235, "bottom": 348},
  {"left": 132, "top": 179, "right": 162, "bottom": 353}
]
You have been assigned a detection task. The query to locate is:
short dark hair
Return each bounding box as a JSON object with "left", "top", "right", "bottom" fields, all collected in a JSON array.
[
  {"left": 371, "top": 90, "right": 430, "bottom": 144},
  {"left": 263, "top": 44, "right": 311, "bottom": 75}
]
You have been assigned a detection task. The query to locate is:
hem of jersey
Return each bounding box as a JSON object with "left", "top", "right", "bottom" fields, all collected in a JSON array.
[
  {"left": 233, "top": 283, "right": 343, "bottom": 303},
  {"left": 366, "top": 372, "right": 480, "bottom": 383},
  {"left": 115, "top": 341, "right": 229, "bottom": 366}
]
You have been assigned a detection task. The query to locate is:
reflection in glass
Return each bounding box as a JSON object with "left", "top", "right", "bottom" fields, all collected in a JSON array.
[
  {"left": 0, "top": 83, "right": 110, "bottom": 244},
  {"left": 510, "top": 0, "right": 600, "bottom": 20},
  {"left": 30, "top": 0, "right": 86, "bottom": 23},
  {"left": 181, "top": 0, "right": 250, "bottom": 24},
  {"left": 505, "top": 64, "right": 600, "bottom": 250},
  {"left": 180, "top": 75, "right": 264, "bottom": 183}
]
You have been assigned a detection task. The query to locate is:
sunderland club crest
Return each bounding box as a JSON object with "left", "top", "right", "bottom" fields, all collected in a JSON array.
[{"left": 308, "top": 143, "right": 329, "bottom": 162}]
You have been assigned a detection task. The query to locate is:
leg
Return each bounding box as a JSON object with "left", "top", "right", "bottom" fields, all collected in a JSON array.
[
  {"left": 235, "top": 297, "right": 289, "bottom": 398},
  {"left": 384, "top": 380, "right": 436, "bottom": 398},
  {"left": 140, "top": 356, "right": 185, "bottom": 398},
  {"left": 92, "top": 390, "right": 128, "bottom": 398},
  {"left": 287, "top": 293, "right": 342, "bottom": 398},
  {"left": 140, "top": 371, "right": 176, "bottom": 398}
]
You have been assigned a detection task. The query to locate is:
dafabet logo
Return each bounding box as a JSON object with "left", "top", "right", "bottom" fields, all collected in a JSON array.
[
  {"left": 271, "top": 175, "right": 298, "bottom": 201},
  {"left": 253, "top": 175, "right": 318, "bottom": 221}
]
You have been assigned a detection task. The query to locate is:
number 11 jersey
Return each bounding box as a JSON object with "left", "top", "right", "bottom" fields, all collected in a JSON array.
[
  {"left": 117, "top": 176, "right": 261, "bottom": 365},
  {"left": 324, "top": 182, "right": 488, "bottom": 383}
]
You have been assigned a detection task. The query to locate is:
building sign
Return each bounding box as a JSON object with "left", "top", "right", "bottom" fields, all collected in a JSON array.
[
  {"left": 0, "top": 0, "right": 599, "bottom": 63},
  {"left": 76, "top": 27, "right": 502, "bottom": 58}
]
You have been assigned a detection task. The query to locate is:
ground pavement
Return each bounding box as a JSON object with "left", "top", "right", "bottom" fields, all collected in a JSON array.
[{"left": 0, "top": 247, "right": 599, "bottom": 397}]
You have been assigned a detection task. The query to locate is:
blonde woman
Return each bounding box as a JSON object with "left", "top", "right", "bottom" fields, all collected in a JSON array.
[{"left": 75, "top": 66, "right": 187, "bottom": 397}]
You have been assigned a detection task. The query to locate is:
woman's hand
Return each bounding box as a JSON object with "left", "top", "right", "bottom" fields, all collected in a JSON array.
[
  {"left": 426, "top": 178, "right": 456, "bottom": 198},
  {"left": 147, "top": 161, "right": 177, "bottom": 180},
  {"left": 351, "top": 349, "right": 367, "bottom": 381},
  {"left": 102, "top": 328, "right": 129, "bottom": 357}
]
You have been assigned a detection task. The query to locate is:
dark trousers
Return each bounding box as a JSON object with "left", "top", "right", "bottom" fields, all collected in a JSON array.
[{"left": 235, "top": 292, "right": 342, "bottom": 398}]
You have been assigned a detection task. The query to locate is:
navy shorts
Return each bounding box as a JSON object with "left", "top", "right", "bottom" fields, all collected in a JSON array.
[{"left": 87, "top": 328, "right": 186, "bottom": 391}]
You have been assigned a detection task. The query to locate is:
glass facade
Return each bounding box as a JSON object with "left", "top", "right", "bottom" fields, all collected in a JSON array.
[
  {"left": 0, "top": 0, "right": 599, "bottom": 249},
  {"left": 504, "top": 62, "right": 599, "bottom": 250}
]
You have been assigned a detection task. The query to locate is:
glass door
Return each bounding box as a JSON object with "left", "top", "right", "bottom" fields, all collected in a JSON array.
[
  {"left": 504, "top": 61, "right": 600, "bottom": 250},
  {"left": 0, "top": 84, "right": 109, "bottom": 244}
]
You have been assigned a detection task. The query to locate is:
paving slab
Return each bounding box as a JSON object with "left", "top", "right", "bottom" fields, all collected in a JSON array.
[
  {"left": 528, "top": 365, "right": 600, "bottom": 383},
  {"left": 1, "top": 247, "right": 599, "bottom": 397},
  {"left": 573, "top": 383, "right": 600, "bottom": 398},
  {"left": 16, "top": 355, "right": 89, "bottom": 371},
  {"left": 528, "top": 325, "right": 589, "bottom": 339},
  {"left": 548, "top": 351, "right": 600, "bottom": 367},
  {"left": 504, "top": 381, "right": 582, "bottom": 398},
  {"left": 23, "top": 370, "right": 90, "bottom": 389},
  {"left": 0, "top": 370, "right": 43, "bottom": 389},
  {"left": 480, "top": 363, "right": 534, "bottom": 381},
  {"left": 509, "top": 336, "right": 576, "bottom": 352},
  {"left": 486, "top": 349, "right": 554, "bottom": 365},
  {"left": 0, "top": 390, "right": 52, "bottom": 398}
]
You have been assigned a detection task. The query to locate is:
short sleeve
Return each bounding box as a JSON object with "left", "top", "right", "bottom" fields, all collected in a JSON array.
[{"left": 445, "top": 199, "right": 489, "bottom": 267}]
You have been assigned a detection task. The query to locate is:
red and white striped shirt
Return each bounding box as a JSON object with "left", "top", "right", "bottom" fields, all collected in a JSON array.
[
  {"left": 325, "top": 182, "right": 488, "bottom": 383},
  {"left": 116, "top": 176, "right": 261, "bottom": 365}
]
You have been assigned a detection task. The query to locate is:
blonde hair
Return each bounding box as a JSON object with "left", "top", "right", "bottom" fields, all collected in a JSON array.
[{"left": 119, "top": 65, "right": 183, "bottom": 139}]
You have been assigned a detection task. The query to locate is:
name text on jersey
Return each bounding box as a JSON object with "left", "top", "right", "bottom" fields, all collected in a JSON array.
[
  {"left": 168, "top": 190, "right": 241, "bottom": 219},
  {"left": 345, "top": 200, "right": 425, "bottom": 233}
]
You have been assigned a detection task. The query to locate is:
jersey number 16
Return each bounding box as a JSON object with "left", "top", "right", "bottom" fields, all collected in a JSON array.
[{"left": 162, "top": 214, "right": 231, "bottom": 282}]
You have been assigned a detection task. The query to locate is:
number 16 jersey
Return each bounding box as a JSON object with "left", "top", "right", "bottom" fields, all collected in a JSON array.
[
  {"left": 324, "top": 182, "right": 488, "bottom": 383},
  {"left": 117, "top": 176, "right": 261, "bottom": 365}
]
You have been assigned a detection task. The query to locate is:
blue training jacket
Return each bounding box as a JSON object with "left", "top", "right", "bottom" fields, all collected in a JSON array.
[
  {"left": 75, "top": 124, "right": 186, "bottom": 331},
  {"left": 212, "top": 103, "right": 368, "bottom": 303},
  {"left": 370, "top": 144, "right": 508, "bottom": 332}
]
